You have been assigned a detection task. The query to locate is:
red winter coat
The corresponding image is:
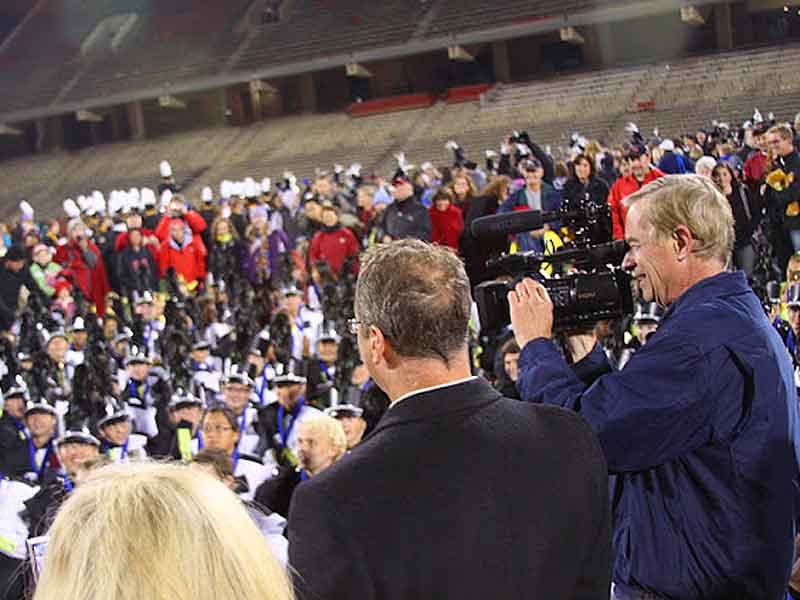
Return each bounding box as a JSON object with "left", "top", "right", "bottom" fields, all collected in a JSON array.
[
  {"left": 429, "top": 204, "right": 464, "bottom": 251},
  {"left": 114, "top": 228, "right": 159, "bottom": 255},
  {"left": 154, "top": 211, "right": 207, "bottom": 243},
  {"left": 157, "top": 232, "right": 207, "bottom": 284},
  {"left": 608, "top": 168, "right": 665, "bottom": 240},
  {"left": 54, "top": 240, "right": 110, "bottom": 315},
  {"left": 309, "top": 227, "right": 360, "bottom": 275}
]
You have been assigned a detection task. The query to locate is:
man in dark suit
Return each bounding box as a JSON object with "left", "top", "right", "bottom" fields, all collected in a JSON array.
[{"left": 288, "top": 239, "right": 611, "bottom": 600}]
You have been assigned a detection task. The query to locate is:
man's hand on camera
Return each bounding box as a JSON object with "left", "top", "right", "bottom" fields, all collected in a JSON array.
[
  {"left": 566, "top": 331, "right": 598, "bottom": 363},
  {"left": 508, "top": 278, "right": 553, "bottom": 348}
]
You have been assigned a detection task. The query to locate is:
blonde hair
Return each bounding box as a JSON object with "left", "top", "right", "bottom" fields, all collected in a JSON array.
[
  {"left": 768, "top": 124, "right": 793, "bottom": 141},
  {"left": 623, "top": 174, "right": 734, "bottom": 265},
  {"left": 33, "top": 462, "right": 293, "bottom": 600},
  {"left": 299, "top": 414, "right": 348, "bottom": 461}
]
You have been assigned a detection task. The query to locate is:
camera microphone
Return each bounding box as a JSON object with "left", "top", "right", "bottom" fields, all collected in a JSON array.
[{"left": 470, "top": 210, "right": 578, "bottom": 238}]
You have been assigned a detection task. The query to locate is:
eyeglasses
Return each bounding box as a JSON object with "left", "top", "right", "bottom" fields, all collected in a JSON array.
[
  {"left": 202, "top": 426, "right": 233, "bottom": 434},
  {"left": 347, "top": 318, "right": 363, "bottom": 335}
]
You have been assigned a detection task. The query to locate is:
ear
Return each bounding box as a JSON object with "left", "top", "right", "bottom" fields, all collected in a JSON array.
[
  {"left": 672, "top": 225, "right": 694, "bottom": 261},
  {"left": 366, "top": 325, "right": 388, "bottom": 368}
]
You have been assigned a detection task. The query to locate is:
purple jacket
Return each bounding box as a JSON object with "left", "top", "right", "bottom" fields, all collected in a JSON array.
[{"left": 243, "top": 230, "right": 291, "bottom": 285}]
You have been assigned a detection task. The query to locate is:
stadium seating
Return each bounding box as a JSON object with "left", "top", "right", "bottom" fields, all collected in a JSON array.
[
  {"left": 4, "top": 41, "right": 800, "bottom": 224},
  {"left": 424, "top": 0, "right": 597, "bottom": 38},
  {"left": 61, "top": 0, "right": 252, "bottom": 104},
  {"left": 230, "top": 0, "right": 425, "bottom": 73}
]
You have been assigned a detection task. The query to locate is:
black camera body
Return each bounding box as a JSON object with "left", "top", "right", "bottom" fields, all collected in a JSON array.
[
  {"left": 470, "top": 209, "right": 634, "bottom": 333},
  {"left": 475, "top": 268, "right": 633, "bottom": 333}
]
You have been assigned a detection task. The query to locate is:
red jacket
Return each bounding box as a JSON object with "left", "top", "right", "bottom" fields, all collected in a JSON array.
[
  {"left": 54, "top": 240, "right": 110, "bottom": 315},
  {"left": 154, "top": 211, "right": 207, "bottom": 243},
  {"left": 429, "top": 204, "right": 464, "bottom": 251},
  {"left": 309, "top": 227, "right": 360, "bottom": 275},
  {"left": 114, "top": 228, "right": 159, "bottom": 255},
  {"left": 743, "top": 151, "right": 768, "bottom": 192},
  {"left": 608, "top": 168, "right": 665, "bottom": 240},
  {"left": 157, "top": 233, "right": 207, "bottom": 284}
]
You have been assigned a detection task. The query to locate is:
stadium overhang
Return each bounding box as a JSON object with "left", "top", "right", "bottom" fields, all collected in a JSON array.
[{"left": 0, "top": 0, "right": 730, "bottom": 125}]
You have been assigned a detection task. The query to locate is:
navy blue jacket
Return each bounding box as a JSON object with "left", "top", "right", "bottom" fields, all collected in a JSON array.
[
  {"left": 518, "top": 271, "right": 800, "bottom": 599},
  {"left": 658, "top": 151, "right": 690, "bottom": 175}
]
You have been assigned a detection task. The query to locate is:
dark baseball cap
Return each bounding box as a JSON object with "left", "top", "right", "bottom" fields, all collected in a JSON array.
[{"left": 4, "top": 245, "right": 26, "bottom": 262}]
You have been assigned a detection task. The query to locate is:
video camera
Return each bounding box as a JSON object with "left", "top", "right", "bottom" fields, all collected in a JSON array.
[{"left": 471, "top": 208, "right": 634, "bottom": 333}]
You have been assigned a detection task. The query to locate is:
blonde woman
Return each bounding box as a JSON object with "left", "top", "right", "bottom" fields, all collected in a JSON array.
[{"left": 33, "top": 462, "right": 293, "bottom": 600}]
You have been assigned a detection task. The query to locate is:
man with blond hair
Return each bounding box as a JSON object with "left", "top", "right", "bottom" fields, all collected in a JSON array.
[
  {"left": 256, "top": 414, "right": 345, "bottom": 517},
  {"left": 512, "top": 174, "right": 800, "bottom": 599},
  {"left": 296, "top": 414, "right": 347, "bottom": 477}
]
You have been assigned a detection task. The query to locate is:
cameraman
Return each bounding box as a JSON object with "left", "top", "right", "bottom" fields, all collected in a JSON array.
[{"left": 510, "top": 175, "right": 799, "bottom": 599}]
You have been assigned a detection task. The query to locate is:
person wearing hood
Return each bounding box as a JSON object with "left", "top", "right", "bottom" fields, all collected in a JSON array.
[
  {"left": 497, "top": 158, "right": 563, "bottom": 253},
  {"left": 54, "top": 219, "right": 110, "bottom": 315},
  {"left": 309, "top": 204, "right": 360, "bottom": 276},
  {"left": 428, "top": 187, "right": 463, "bottom": 252},
  {"left": 154, "top": 195, "right": 207, "bottom": 244},
  {"left": 156, "top": 218, "right": 207, "bottom": 286}
]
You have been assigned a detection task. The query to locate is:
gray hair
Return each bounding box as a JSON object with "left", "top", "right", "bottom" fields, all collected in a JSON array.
[
  {"left": 623, "top": 174, "right": 734, "bottom": 265},
  {"left": 694, "top": 156, "right": 717, "bottom": 176},
  {"left": 354, "top": 240, "right": 471, "bottom": 363}
]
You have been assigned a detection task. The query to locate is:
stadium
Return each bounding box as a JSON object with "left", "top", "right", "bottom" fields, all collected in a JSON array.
[
  {"left": 3, "top": 2, "right": 800, "bottom": 600},
  {"left": 0, "top": 0, "right": 798, "bottom": 217}
]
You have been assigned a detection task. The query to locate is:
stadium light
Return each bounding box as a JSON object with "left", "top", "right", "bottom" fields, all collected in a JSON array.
[
  {"left": 0, "top": 124, "right": 22, "bottom": 136},
  {"left": 158, "top": 95, "right": 187, "bottom": 110},
  {"left": 345, "top": 63, "right": 372, "bottom": 78},
  {"left": 680, "top": 5, "right": 705, "bottom": 25},
  {"left": 76, "top": 110, "right": 104, "bottom": 122},
  {"left": 559, "top": 27, "right": 585, "bottom": 45},
  {"left": 250, "top": 80, "right": 277, "bottom": 94},
  {"left": 447, "top": 46, "right": 474, "bottom": 62}
]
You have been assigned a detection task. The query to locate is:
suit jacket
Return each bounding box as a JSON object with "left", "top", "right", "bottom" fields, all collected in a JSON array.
[{"left": 288, "top": 377, "right": 611, "bottom": 600}]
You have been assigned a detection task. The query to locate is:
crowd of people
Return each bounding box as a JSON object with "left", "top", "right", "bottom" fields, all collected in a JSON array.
[{"left": 1, "top": 105, "right": 800, "bottom": 599}]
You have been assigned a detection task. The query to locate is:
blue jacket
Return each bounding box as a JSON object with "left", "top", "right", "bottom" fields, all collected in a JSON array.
[
  {"left": 498, "top": 182, "right": 562, "bottom": 253},
  {"left": 658, "top": 151, "right": 690, "bottom": 175},
  {"left": 518, "top": 271, "right": 800, "bottom": 599}
]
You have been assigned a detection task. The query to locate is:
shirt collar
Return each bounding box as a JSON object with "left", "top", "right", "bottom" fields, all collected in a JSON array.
[{"left": 391, "top": 376, "right": 478, "bottom": 408}]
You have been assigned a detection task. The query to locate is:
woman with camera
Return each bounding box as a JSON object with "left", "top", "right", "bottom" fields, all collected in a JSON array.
[{"left": 562, "top": 153, "right": 612, "bottom": 243}]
